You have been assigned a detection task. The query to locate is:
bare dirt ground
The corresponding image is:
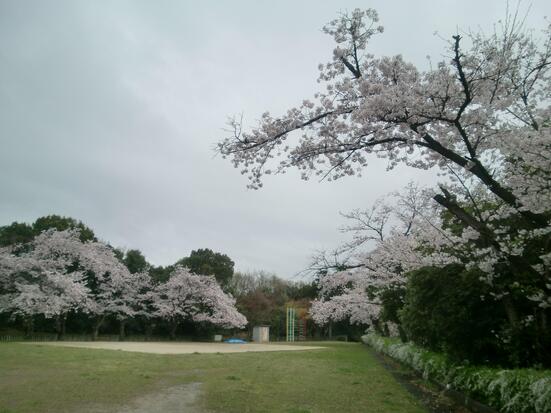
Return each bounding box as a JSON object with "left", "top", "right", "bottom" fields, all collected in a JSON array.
[
  {"left": 79, "top": 383, "right": 204, "bottom": 413},
  {"left": 115, "top": 383, "right": 203, "bottom": 413},
  {"left": 34, "top": 341, "right": 325, "bottom": 354}
]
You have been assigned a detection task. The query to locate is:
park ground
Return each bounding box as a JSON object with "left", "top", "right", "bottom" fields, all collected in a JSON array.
[{"left": 0, "top": 341, "right": 428, "bottom": 413}]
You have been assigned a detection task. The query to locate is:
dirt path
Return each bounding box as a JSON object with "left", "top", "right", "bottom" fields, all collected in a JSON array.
[
  {"left": 115, "top": 383, "right": 203, "bottom": 413},
  {"left": 80, "top": 383, "right": 204, "bottom": 413},
  {"left": 33, "top": 341, "right": 325, "bottom": 354}
]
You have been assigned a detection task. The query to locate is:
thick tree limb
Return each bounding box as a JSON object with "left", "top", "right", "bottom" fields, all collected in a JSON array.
[
  {"left": 433, "top": 189, "right": 500, "bottom": 250},
  {"left": 421, "top": 132, "right": 547, "bottom": 228},
  {"left": 341, "top": 57, "right": 361, "bottom": 78},
  {"left": 433, "top": 188, "right": 544, "bottom": 280}
]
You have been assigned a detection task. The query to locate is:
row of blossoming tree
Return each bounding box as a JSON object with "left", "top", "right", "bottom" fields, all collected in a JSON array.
[
  {"left": 0, "top": 227, "right": 247, "bottom": 340},
  {"left": 218, "top": 8, "right": 551, "bottom": 366}
]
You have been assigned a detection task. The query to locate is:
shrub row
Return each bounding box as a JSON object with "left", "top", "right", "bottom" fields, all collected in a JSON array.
[{"left": 363, "top": 333, "right": 551, "bottom": 413}]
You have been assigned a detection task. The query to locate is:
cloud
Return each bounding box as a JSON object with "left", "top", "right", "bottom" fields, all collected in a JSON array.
[{"left": 1, "top": 0, "right": 549, "bottom": 277}]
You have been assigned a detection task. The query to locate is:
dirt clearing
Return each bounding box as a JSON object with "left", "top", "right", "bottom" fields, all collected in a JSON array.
[{"left": 30, "top": 341, "right": 325, "bottom": 354}]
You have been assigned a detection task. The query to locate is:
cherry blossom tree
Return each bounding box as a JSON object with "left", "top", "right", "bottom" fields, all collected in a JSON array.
[
  {"left": 0, "top": 229, "right": 149, "bottom": 340},
  {"left": 219, "top": 9, "right": 550, "bottom": 222},
  {"left": 135, "top": 277, "right": 160, "bottom": 340},
  {"left": 218, "top": 8, "right": 551, "bottom": 351},
  {"left": 0, "top": 229, "right": 246, "bottom": 340},
  {"left": 73, "top": 237, "right": 151, "bottom": 341},
  {"left": 310, "top": 184, "right": 454, "bottom": 329},
  {"left": 154, "top": 266, "right": 247, "bottom": 339},
  {"left": 0, "top": 230, "right": 91, "bottom": 338},
  {"left": 89, "top": 269, "right": 154, "bottom": 341}
]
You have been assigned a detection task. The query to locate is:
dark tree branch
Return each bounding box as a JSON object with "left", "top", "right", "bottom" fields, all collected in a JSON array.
[
  {"left": 433, "top": 188, "right": 499, "bottom": 249},
  {"left": 341, "top": 57, "right": 362, "bottom": 78},
  {"left": 223, "top": 109, "right": 354, "bottom": 154},
  {"left": 452, "top": 35, "right": 477, "bottom": 159},
  {"left": 419, "top": 131, "right": 547, "bottom": 227},
  {"left": 433, "top": 187, "right": 544, "bottom": 280}
]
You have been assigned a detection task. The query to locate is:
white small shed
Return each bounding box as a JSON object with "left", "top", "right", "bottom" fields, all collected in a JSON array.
[{"left": 252, "top": 325, "right": 270, "bottom": 343}]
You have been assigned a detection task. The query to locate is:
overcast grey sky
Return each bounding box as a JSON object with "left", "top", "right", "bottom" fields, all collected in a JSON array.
[{"left": 1, "top": 1, "right": 549, "bottom": 278}]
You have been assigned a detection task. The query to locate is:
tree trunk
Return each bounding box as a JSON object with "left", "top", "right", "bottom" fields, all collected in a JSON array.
[
  {"left": 327, "top": 321, "right": 333, "bottom": 339},
  {"left": 382, "top": 322, "right": 390, "bottom": 337},
  {"left": 145, "top": 321, "right": 155, "bottom": 341},
  {"left": 169, "top": 320, "right": 178, "bottom": 340},
  {"left": 23, "top": 316, "right": 34, "bottom": 338},
  {"left": 502, "top": 296, "right": 520, "bottom": 329},
  {"left": 55, "top": 314, "right": 66, "bottom": 341},
  {"left": 372, "top": 318, "right": 384, "bottom": 336},
  {"left": 118, "top": 319, "right": 126, "bottom": 341},
  {"left": 92, "top": 315, "right": 105, "bottom": 341},
  {"left": 314, "top": 325, "right": 321, "bottom": 339}
]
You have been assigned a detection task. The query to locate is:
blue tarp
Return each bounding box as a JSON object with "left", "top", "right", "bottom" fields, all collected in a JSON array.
[{"left": 224, "top": 338, "right": 247, "bottom": 344}]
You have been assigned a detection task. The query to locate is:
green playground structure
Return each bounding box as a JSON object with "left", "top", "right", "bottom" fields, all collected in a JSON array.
[{"left": 286, "top": 305, "right": 308, "bottom": 342}]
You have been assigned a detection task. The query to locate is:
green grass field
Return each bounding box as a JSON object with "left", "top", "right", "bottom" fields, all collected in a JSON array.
[{"left": 0, "top": 341, "right": 426, "bottom": 413}]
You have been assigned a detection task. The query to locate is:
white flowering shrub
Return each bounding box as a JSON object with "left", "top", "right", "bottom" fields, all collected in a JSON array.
[{"left": 364, "top": 333, "right": 551, "bottom": 413}]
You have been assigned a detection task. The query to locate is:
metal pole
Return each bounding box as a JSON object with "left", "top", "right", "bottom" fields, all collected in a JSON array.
[{"left": 286, "top": 307, "right": 290, "bottom": 342}]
